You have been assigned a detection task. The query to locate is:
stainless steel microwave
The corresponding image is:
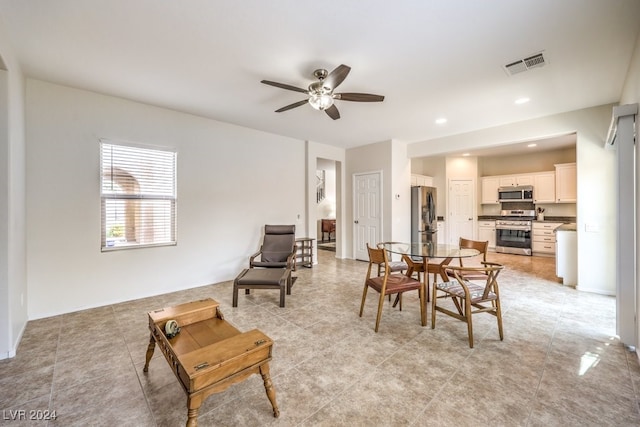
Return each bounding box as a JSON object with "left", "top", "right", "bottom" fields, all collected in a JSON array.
[{"left": 498, "top": 185, "right": 533, "bottom": 202}]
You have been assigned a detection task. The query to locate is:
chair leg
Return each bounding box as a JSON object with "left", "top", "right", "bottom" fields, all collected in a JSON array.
[
  {"left": 496, "top": 298, "right": 504, "bottom": 341},
  {"left": 233, "top": 283, "right": 239, "bottom": 307},
  {"left": 431, "top": 283, "right": 437, "bottom": 329},
  {"left": 359, "top": 285, "right": 369, "bottom": 317},
  {"left": 452, "top": 297, "right": 464, "bottom": 315},
  {"left": 279, "top": 283, "right": 285, "bottom": 307},
  {"left": 465, "top": 297, "right": 474, "bottom": 348},
  {"left": 392, "top": 294, "right": 400, "bottom": 308},
  {"left": 374, "top": 292, "right": 386, "bottom": 332}
]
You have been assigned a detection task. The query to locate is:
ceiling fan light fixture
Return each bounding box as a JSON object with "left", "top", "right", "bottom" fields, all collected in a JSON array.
[
  {"left": 261, "top": 64, "right": 383, "bottom": 119},
  {"left": 309, "top": 93, "right": 334, "bottom": 111}
]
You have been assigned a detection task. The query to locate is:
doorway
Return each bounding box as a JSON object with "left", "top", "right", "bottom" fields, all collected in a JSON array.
[{"left": 317, "top": 158, "right": 337, "bottom": 252}]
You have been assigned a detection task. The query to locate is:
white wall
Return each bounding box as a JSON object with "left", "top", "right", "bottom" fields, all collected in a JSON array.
[
  {"left": 0, "top": 68, "right": 8, "bottom": 358},
  {"left": 408, "top": 105, "right": 614, "bottom": 294},
  {"left": 479, "top": 146, "right": 576, "bottom": 176},
  {"left": 0, "top": 21, "right": 27, "bottom": 359},
  {"left": 26, "top": 79, "right": 306, "bottom": 318},
  {"left": 390, "top": 140, "right": 411, "bottom": 244},
  {"left": 618, "top": 28, "right": 640, "bottom": 356}
]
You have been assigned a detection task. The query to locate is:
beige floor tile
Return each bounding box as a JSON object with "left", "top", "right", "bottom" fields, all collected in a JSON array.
[{"left": 2, "top": 249, "right": 639, "bottom": 425}]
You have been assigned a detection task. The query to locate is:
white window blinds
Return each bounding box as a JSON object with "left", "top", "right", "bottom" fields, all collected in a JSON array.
[{"left": 100, "top": 140, "right": 177, "bottom": 251}]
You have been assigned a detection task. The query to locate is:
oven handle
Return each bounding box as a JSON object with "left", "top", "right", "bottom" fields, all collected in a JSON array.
[{"left": 496, "top": 224, "right": 531, "bottom": 231}]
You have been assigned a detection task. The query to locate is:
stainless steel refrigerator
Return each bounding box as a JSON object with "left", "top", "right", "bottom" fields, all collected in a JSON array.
[{"left": 411, "top": 186, "right": 438, "bottom": 246}]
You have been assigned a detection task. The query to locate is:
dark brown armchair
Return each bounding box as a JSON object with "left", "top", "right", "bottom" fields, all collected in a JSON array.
[
  {"left": 250, "top": 224, "right": 296, "bottom": 269},
  {"left": 250, "top": 225, "right": 296, "bottom": 285}
]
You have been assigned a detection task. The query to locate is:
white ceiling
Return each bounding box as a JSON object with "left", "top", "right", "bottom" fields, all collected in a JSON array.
[{"left": 1, "top": 0, "right": 639, "bottom": 151}]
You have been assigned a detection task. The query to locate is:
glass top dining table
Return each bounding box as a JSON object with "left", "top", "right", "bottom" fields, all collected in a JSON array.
[
  {"left": 381, "top": 242, "right": 480, "bottom": 259},
  {"left": 381, "top": 242, "right": 480, "bottom": 285}
]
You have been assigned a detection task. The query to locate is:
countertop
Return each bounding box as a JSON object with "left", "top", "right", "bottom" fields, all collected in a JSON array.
[
  {"left": 477, "top": 215, "right": 576, "bottom": 224},
  {"left": 555, "top": 223, "right": 577, "bottom": 232}
]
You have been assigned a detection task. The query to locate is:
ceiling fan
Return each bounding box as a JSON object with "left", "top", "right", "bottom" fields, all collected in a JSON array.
[{"left": 260, "top": 64, "right": 384, "bottom": 120}]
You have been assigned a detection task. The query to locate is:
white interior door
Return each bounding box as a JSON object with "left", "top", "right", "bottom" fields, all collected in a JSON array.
[
  {"left": 448, "top": 179, "right": 475, "bottom": 244},
  {"left": 353, "top": 172, "right": 382, "bottom": 260}
]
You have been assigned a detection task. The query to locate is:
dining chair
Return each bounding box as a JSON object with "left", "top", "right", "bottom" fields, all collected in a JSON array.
[
  {"left": 377, "top": 242, "right": 409, "bottom": 306},
  {"left": 447, "top": 237, "right": 490, "bottom": 281},
  {"left": 360, "top": 244, "right": 426, "bottom": 332},
  {"left": 376, "top": 242, "right": 408, "bottom": 276},
  {"left": 432, "top": 262, "right": 504, "bottom": 348}
]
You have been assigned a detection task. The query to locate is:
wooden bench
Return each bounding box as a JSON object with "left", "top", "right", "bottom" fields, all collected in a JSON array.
[{"left": 143, "top": 298, "right": 279, "bottom": 426}]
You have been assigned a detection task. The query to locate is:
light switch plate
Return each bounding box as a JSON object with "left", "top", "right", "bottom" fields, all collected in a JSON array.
[{"left": 585, "top": 223, "right": 599, "bottom": 232}]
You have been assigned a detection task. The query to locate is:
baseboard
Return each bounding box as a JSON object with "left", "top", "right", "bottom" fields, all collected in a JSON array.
[{"left": 1, "top": 320, "right": 27, "bottom": 360}]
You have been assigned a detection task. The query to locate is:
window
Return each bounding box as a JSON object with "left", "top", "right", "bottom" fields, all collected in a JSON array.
[{"left": 100, "top": 140, "right": 177, "bottom": 251}]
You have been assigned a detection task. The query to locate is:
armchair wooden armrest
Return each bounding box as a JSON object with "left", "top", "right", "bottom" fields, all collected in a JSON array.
[{"left": 249, "top": 247, "right": 264, "bottom": 267}]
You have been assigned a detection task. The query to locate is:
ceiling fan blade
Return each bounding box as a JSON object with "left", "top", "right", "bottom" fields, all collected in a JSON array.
[
  {"left": 335, "top": 93, "right": 385, "bottom": 102},
  {"left": 275, "top": 99, "right": 309, "bottom": 112},
  {"left": 324, "top": 104, "right": 340, "bottom": 120},
  {"left": 261, "top": 80, "right": 309, "bottom": 94},
  {"left": 324, "top": 64, "right": 351, "bottom": 90}
]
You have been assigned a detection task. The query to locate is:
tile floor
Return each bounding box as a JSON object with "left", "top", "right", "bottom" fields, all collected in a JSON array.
[{"left": 1, "top": 249, "right": 639, "bottom": 426}]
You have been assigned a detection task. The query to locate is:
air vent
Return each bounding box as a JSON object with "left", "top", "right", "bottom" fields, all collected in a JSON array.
[{"left": 504, "top": 53, "right": 546, "bottom": 76}]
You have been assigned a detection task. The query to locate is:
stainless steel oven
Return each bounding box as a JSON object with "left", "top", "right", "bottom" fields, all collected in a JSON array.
[{"left": 495, "top": 209, "right": 534, "bottom": 256}]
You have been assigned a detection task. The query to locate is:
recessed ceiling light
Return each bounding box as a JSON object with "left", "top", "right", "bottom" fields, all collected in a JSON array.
[
  {"left": 462, "top": 153, "right": 470, "bottom": 156},
  {"left": 527, "top": 143, "right": 537, "bottom": 147},
  {"left": 435, "top": 117, "right": 447, "bottom": 125},
  {"left": 515, "top": 97, "right": 530, "bottom": 105}
]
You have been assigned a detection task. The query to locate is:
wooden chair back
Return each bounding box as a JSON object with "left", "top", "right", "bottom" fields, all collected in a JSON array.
[{"left": 458, "top": 237, "right": 488, "bottom": 267}]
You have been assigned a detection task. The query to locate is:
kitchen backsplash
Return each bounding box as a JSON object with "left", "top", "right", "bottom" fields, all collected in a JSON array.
[{"left": 479, "top": 202, "right": 576, "bottom": 217}]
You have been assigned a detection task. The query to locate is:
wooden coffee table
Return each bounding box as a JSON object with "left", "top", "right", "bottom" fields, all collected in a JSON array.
[{"left": 143, "top": 298, "right": 279, "bottom": 427}]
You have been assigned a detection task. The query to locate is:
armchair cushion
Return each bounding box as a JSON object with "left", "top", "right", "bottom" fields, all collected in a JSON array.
[
  {"left": 436, "top": 280, "right": 497, "bottom": 303},
  {"left": 261, "top": 234, "right": 295, "bottom": 262}
]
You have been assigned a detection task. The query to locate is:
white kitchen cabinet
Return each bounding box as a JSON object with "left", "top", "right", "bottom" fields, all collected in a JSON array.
[
  {"left": 532, "top": 222, "right": 562, "bottom": 255},
  {"left": 481, "top": 177, "right": 500, "bottom": 204},
  {"left": 499, "top": 174, "right": 533, "bottom": 187},
  {"left": 556, "top": 228, "right": 577, "bottom": 286},
  {"left": 533, "top": 171, "right": 555, "bottom": 203},
  {"left": 411, "top": 174, "right": 434, "bottom": 187},
  {"left": 477, "top": 220, "right": 496, "bottom": 250},
  {"left": 555, "top": 163, "right": 576, "bottom": 203}
]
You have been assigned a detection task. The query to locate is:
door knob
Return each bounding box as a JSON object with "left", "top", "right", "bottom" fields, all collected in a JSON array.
[
  {"left": 468, "top": 218, "right": 473, "bottom": 220},
  {"left": 354, "top": 220, "right": 359, "bottom": 224}
]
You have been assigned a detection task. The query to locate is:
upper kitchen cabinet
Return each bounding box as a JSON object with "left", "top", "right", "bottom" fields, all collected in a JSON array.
[
  {"left": 481, "top": 176, "right": 500, "bottom": 204},
  {"left": 555, "top": 163, "right": 577, "bottom": 203},
  {"left": 411, "top": 173, "right": 433, "bottom": 187},
  {"left": 533, "top": 172, "right": 556, "bottom": 203},
  {"left": 498, "top": 174, "right": 533, "bottom": 187}
]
